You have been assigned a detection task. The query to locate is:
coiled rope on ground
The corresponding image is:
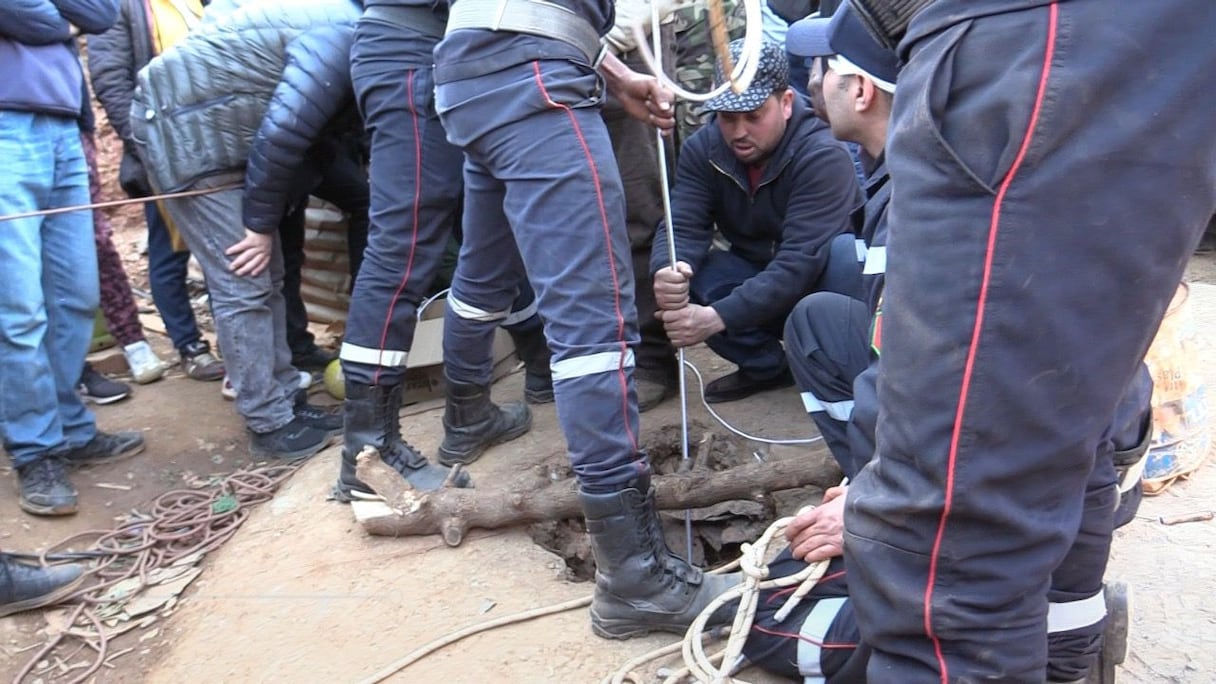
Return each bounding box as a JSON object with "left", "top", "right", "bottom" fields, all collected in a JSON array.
[{"left": 13, "top": 462, "right": 300, "bottom": 684}]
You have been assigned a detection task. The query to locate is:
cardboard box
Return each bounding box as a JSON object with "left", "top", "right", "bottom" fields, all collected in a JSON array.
[{"left": 400, "top": 297, "right": 519, "bottom": 407}]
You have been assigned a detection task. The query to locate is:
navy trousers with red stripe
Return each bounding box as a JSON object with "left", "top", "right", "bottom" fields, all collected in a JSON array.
[
  {"left": 342, "top": 18, "right": 538, "bottom": 386},
  {"left": 435, "top": 58, "right": 647, "bottom": 491},
  {"left": 341, "top": 20, "right": 457, "bottom": 386},
  {"left": 843, "top": 1, "right": 1216, "bottom": 681}
]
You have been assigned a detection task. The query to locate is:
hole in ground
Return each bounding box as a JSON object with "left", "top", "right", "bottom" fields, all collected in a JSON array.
[{"left": 527, "top": 421, "right": 800, "bottom": 581}]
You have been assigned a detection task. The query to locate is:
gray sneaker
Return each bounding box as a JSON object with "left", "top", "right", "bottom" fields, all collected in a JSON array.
[
  {"left": 16, "top": 457, "right": 78, "bottom": 516},
  {"left": 62, "top": 431, "right": 146, "bottom": 467}
]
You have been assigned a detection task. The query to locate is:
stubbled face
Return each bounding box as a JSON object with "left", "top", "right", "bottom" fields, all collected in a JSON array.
[
  {"left": 716, "top": 90, "right": 794, "bottom": 166},
  {"left": 808, "top": 56, "right": 829, "bottom": 122},
  {"left": 821, "top": 66, "right": 859, "bottom": 143}
]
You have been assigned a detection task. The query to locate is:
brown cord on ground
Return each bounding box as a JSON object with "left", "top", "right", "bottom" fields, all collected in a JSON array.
[{"left": 14, "top": 463, "right": 300, "bottom": 684}]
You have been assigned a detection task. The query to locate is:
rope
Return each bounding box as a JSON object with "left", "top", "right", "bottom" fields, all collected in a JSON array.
[
  {"left": 14, "top": 463, "right": 300, "bottom": 684},
  {"left": 0, "top": 183, "right": 242, "bottom": 223},
  {"left": 631, "top": 0, "right": 766, "bottom": 103},
  {"left": 357, "top": 596, "right": 594, "bottom": 684}
]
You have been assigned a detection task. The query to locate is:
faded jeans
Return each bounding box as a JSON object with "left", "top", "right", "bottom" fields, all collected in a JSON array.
[
  {"left": 0, "top": 111, "right": 99, "bottom": 466},
  {"left": 162, "top": 174, "right": 300, "bottom": 433}
]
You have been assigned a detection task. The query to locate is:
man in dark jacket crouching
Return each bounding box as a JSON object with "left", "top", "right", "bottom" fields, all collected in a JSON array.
[{"left": 652, "top": 39, "right": 861, "bottom": 404}]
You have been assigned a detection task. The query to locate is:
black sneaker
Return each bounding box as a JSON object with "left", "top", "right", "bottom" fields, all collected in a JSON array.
[
  {"left": 16, "top": 457, "right": 78, "bottom": 516},
  {"left": 291, "top": 346, "right": 336, "bottom": 372},
  {"left": 0, "top": 554, "right": 86, "bottom": 617},
  {"left": 249, "top": 417, "right": 332, "bottom": 461},
  {"left": 293, "top": 392, "right": 343, "bottom": 436},
  {"left": 78, "top": 364, "right": 131, "bottom": 405},
  {"left": 62, "top": 431, "right": 146, "bottom": 467}
]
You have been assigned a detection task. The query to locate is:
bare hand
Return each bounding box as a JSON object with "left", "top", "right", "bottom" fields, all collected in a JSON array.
[
  {"left": 600, "top": 52, "right": 677, "bottom": 133},
  {"left": 654, "top": 303, "right": 724, "bottom": 347},
  {"left": 225, "top": 229, "right": 273, "bottom": 277},
  {"left": 785, "top": 486, "right": 847, "bottom": 563},
  {"left": 653, "top": 261, "right": 694, "bottom": 311}
]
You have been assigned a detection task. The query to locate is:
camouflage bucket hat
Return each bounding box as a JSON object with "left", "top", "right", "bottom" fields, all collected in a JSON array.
[{"left": 703, "top": 39, "right": 790, "bottom": 113}]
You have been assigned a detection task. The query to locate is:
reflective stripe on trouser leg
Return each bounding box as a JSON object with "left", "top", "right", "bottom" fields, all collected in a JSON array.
[
  {"left": 844, "top": 2, "right": 1216, "bottom": 682},
  {"left": 435, "top": 58, "right": 645, "bottom": 491},
  {"left": 783, "top": 292, "right": 871, "bottom": 478},
  {"left": 342, "top": 24, "right": 459, "bottom": 386},
  {"left": 797, "top": 597, "right": 848, "bottom": 682}
]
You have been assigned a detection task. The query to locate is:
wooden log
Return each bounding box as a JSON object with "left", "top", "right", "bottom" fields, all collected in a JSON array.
[{"left": 353, "top": 446, "right": 840, "bottom": 545}]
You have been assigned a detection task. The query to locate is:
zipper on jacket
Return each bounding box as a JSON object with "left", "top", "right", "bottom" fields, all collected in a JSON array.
[{"left": 168, "top": 93, "right": 238, "bottom": 118}]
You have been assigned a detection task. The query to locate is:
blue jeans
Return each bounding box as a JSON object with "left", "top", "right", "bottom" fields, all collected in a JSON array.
[
  {"left": 145, "top": 202, "right": 202, "bottom": 353},
  {"left": 0, "top": 111, "right": 99, "bottom": 465}
]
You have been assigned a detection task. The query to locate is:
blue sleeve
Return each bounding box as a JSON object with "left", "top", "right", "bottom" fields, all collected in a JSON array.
[
  {"left": 0, "top": 0, "right": 117, "bottom": 43},
  {"left": 242, "top": 24, "right": 356, "bottom": 233},
  {"left": 0, "top": 0, "right": 73, "bottom": 43},
  {"left": 52, "top": 0, "right": 119, "bottom": 34}
]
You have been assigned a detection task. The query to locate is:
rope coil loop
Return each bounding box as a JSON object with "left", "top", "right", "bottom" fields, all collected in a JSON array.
[{"left": 632, "top": 0, "right": 766, "bottom": 103}]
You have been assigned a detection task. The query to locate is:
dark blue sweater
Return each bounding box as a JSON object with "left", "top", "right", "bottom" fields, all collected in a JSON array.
[{"left": 0, "top": 0, "right": 118, "bottom": 117}]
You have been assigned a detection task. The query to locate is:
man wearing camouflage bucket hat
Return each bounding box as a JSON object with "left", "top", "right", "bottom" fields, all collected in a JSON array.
[{"left": 652, "top": 38, "right": 862, "bottom": 404}]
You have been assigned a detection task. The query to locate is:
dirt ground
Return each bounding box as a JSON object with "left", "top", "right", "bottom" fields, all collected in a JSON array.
[{"left": 2, "top": 126, "right": 1215, "bottom": 681}]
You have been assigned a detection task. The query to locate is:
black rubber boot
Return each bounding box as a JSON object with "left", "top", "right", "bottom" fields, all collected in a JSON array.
[
  {"left": 437, "top": 380, "right": 532, "bottom": 466},
  {"left": 333, "top": 381, "right": 470, "bottom": 502},
  {"left": 1087, "top": 581, "right": 1130, "bottom": 684},
  {"left": 1055, "top": 581, "right": 1131, "bottom": 684},
  {"left": 582, "top": 474, "right": 738, "bottom": 639},
  {"left": 507, "top": 326, "right": 554, "bottom": 404},
  {"left": 0, "top": 554, "right": 85, "bottom": 617}
]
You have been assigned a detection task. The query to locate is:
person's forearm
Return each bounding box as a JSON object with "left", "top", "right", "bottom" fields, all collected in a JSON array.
[{"left": 598, "top": 51, "right": 633, "bottom": 98}]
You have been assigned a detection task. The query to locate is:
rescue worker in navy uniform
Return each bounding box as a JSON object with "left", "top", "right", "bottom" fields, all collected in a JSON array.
[
  {"left": 781, "top": 9, "right": 891, "bottom": 481},
  {"left": 650, "top": 39, "right": 861, "bottom": 405},
  {"left": 730, "top": 10, "right": 1150, "bottom": 682},
  {"left": 834, "top": 0, "right": 1216, "bottom": 682},
  {"left": 433, "top": 0, "right": 737, "bottom": 637},
  {"left": 333, "top": 0, "right": 555, "bottom": 500}
]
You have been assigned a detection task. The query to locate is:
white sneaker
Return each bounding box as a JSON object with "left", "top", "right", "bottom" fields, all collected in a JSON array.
[{"left": 123, "top": 341, "right": 169, "bottom": 385}]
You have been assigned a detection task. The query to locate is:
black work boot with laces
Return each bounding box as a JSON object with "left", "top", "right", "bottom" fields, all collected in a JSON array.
[
  {"left": 333, "top": 381, "right": 471, "bottom": 502},
  {"left": 507, "top": 326, "right": 554, "bottom": 404},
  {"left": 437, "top": 379, "right": 532, "bottom": 466},
  {"left": 16, "top": 457, "right": 78, "bottom": 516},
  {"left": 0, "top": 554, "right": 86, "bottom": 617},
  {"left": 582, "top": 473, "right": 739, "bottom": 639}
]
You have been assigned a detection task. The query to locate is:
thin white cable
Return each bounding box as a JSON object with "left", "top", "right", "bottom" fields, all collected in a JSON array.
[
  {"left": 683, "top": 361, "right": 823, "bottom": 446},
  {"left": 652, "top": 0, "right": 696, "bottom": 565}
]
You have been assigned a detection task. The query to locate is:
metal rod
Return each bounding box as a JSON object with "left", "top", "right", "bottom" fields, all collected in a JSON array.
[{"left": 651, "top": 3, "right": 695, "bottom": 565}]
